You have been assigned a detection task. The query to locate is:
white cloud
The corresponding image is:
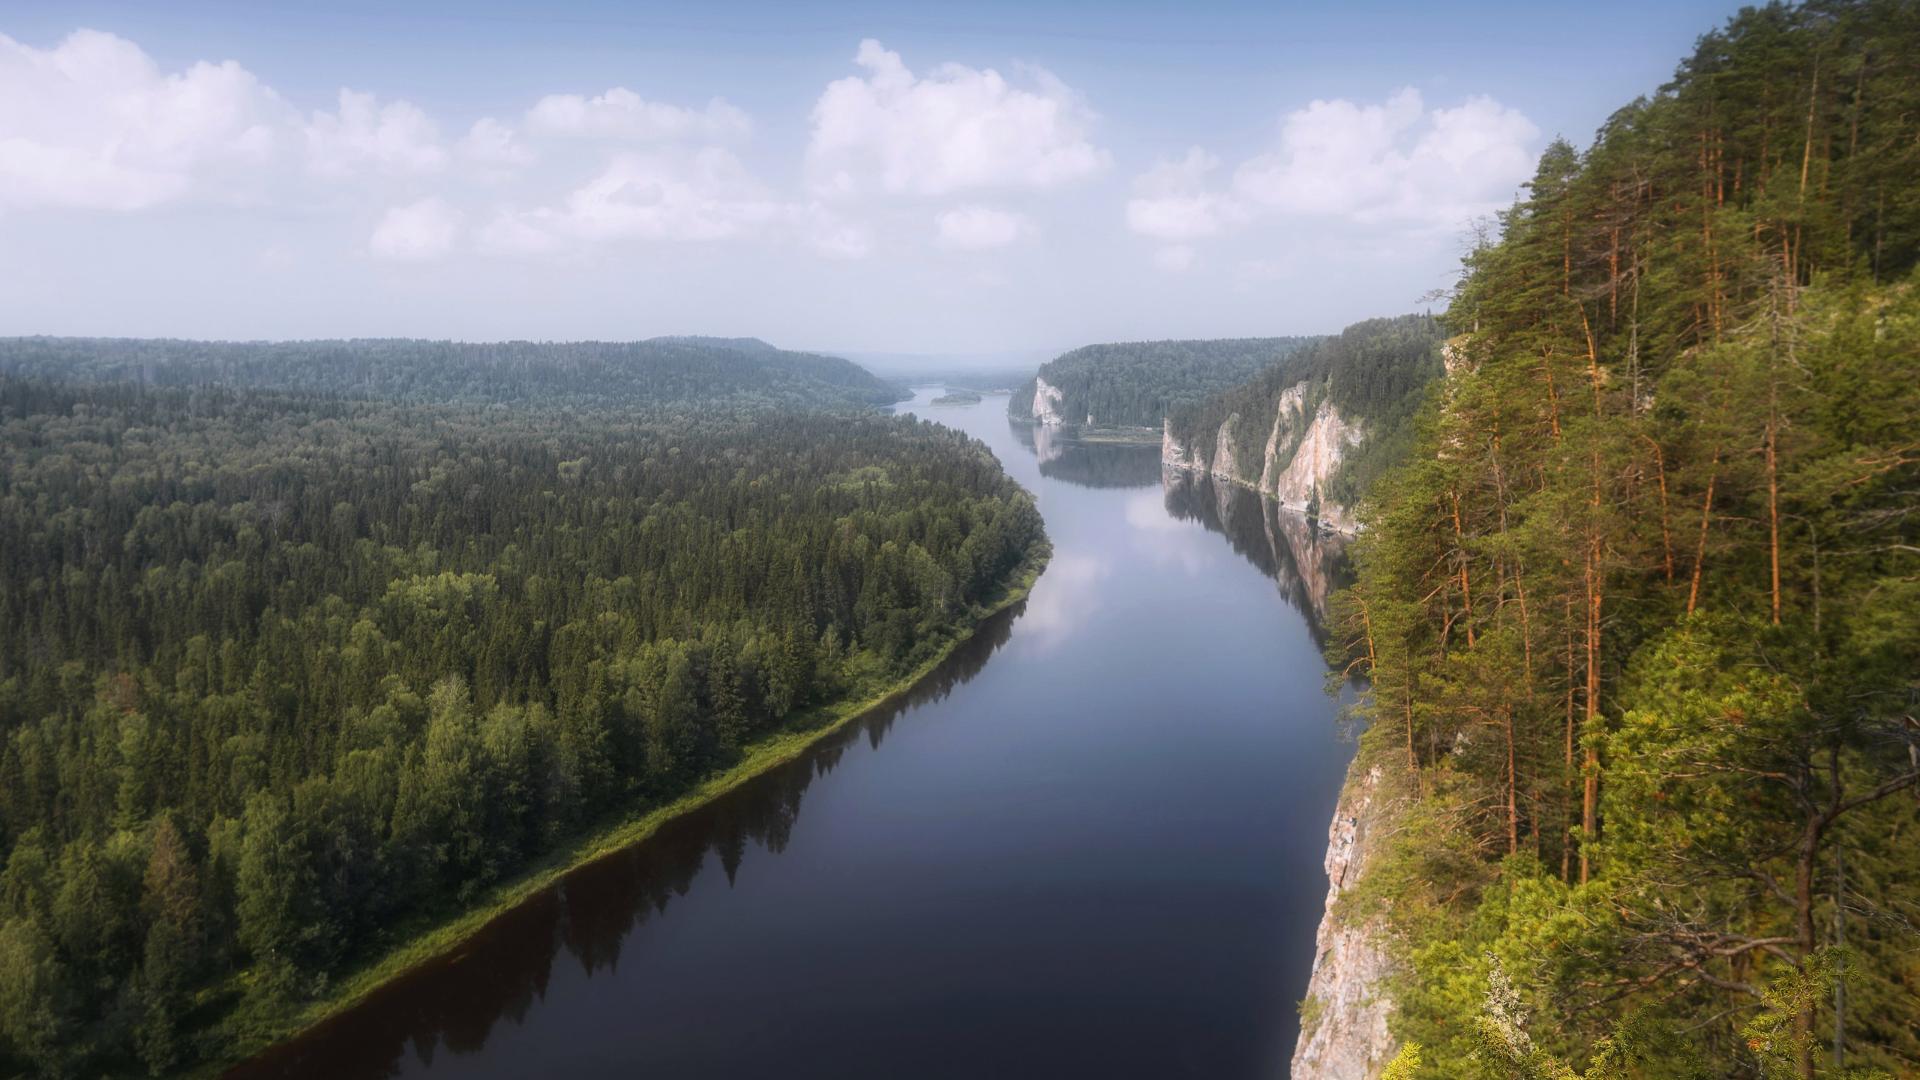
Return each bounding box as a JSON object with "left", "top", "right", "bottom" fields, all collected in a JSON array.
[
  {"left": 1233, "top": 87, "right": 1537, "bottom": 229},
  {"left": 1153, "top": 245, "right": 1196, "bottom": 273},
  {"left": 935, "top": 205, "right": 1026, "bottom": 250},
  {"left": 369, "top": 196, "right": 462, "bottom": 260},
  {"left": 0, "top": 29, "right": 287, "bottom": 211},
  {"left": 525, "top": 88, "right": 750, "bottom": 142},
  {"left": 799, "top": 206, "right": 873, "bottom": 259},
  {"left": 306, "top": 89, "right": 446, "bottom": 178},
  {"left": 1124, "top": 147, "right": 1244, "bottom": 242},
  {"left": 479, "top": 147, "right": 782, "bottom": 253},
  {"left": 458, "top": 117, "right": 532, "bottom": 168},
  {"left": 807, "top": 39, "right": 1108, "bottom": 198}
]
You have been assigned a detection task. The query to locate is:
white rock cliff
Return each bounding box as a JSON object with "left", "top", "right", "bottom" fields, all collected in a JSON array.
[
  {"left": 1031, "top": 375, "right": 1066, "bottom": 427},
  {"left": 1161, "top": 383, "right": 1363, "bottom": 534},
  {"left": 1290, "top": 764, "right": 1396, "bottom": 1079}
]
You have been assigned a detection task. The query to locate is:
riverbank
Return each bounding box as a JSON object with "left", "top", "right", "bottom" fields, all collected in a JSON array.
[{"left": 203, "top": 542, "right": 1051, "bottom": 1077}]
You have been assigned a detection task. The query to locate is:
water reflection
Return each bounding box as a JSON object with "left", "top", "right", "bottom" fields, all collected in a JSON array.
[
  {"left": 226, "top": 602, "right": 1022, "bottom": 1080},
  {"left": 1158, "top": 469, "right": 1351, "bottom": 641},
  {"left": 1008, "top": 420, "right": 1165, "bottom": 488}
]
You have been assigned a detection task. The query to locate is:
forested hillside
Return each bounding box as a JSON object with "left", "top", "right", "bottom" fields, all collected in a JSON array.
[
  {"left": 1007, "top": 337, "right": 1315, "bottom": 430},
  {"left": 1324, "top": 2, "right": 1920, "bottom": 1075},
  {"left": 0, "top": 335, "right": 908, "bottom": 411},
  {"left": 0, "top": 360, "right": 1042, "bottom": 1073},
  {"left": 1166, "top": 314, "right": 1444, "bottom": 512}
]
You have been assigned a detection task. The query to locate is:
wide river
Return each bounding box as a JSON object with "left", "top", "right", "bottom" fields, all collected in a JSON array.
[{"left": 232, "top": 389, "right": 1356, "bottom": 1079}]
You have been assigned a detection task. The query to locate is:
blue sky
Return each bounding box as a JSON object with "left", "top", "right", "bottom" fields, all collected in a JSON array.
[{"left": 0, "top": 0, "right": 1743, "bottom": 355}]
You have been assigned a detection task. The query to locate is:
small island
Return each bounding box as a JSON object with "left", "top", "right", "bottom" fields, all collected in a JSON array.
[{"left": 930, "top": 389, "right": 983, "bottom": 405}]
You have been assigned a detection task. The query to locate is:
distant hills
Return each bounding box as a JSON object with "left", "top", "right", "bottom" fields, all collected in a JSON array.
[
  {"left": 0, "top": 336, "right": 908, "bottom": 411},
  {"left": 1008, "top": 337, "right": 1317, "bottom": 432}
]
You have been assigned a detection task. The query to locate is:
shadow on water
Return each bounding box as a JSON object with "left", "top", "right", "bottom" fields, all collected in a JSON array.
[
  {"left": 226, "top": 601, "right": 1023, "bottom": 1080},
  {"left": 1159, "top": 469, "right": 1352, "bottom": 644}
]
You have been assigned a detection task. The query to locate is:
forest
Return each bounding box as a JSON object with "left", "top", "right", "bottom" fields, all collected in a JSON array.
[
  {"left": 0, "top": 357, "right": 1044, "bottom": 1074},
  {"left": 0, "top": 335, "right": 908, "bottom": 412},
  {"left": 1325, "top": 1, "right": 1920, "bottom": 1076},
  {"left": 1007, "top": 336, "right": 1316, "bottom": 430},
  {"left": 1165, "top": 314, "right": 1446, "bottom": 509}
]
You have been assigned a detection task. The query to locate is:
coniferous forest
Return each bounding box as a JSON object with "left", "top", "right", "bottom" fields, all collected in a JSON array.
[
  {"left": 1326, "top": 2, "right": 1920, "bottom": 1075},
  {"left": 3, "top": 3, "right": 1918, "bottom": 1078},
  {"left": 0, "top": 352, "right": 1043, "bottom": 1075},
  {"left": 1008, "top": 337, "right": 1317, "bottom": 430}
]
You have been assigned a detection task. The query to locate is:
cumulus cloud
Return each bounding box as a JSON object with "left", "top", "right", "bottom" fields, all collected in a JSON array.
[
  {"left": 1233, "top": 87, "right": 1537, "bottom": 229},
  {"left": 935, "top": 205, "right": 1027, "bottom": 250},
  {"left": 0, "top": 29, "right": 287, "bottom": 211},
  {"left": 1124, "top": 147, "right": 1244, "bottom": 242},
  {"left": 479, "top": 147, "right": 783, "bottom": 253},
  {"left": 369, "top": 196, "right": 462, "bottom": 260},
  {"left": 525, "top": 88, "right": 751, "bottom": 142},
  {"left": 807, "top": 39, "right": 1108, "bottom": 198},
  {"left": 306, "top": 89, "right": 446, "bottom": 178},
  {"left": 458, "top": 117, "right": 532, "bottom": 168}
]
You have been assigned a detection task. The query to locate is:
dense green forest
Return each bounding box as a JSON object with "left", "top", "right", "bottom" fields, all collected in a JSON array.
[
  {"left": 0, "top": 335, "right": 908, "bottom": 411},
  {"left": 1166, "top": 314, "right": 1445, "bottom": 507},
  {"left": 1007, "top": 337, "right": 1316, "bottom": 430},
  {"left": 0, "top": 353, "right": 1042, "bottom": 1074},
  {"left": 1325, "top": 2, "right": 1919, "bottom": 1076}
]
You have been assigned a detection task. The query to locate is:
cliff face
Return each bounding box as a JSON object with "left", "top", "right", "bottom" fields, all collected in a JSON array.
[
  {"left": 1290, "top": 763, "right": 1395, "bottom": 1079},
  {"left": 1161, "top": 382, "right": 1363, "bottom": 534},
  {"left": 1031, "top": 375, "right": 1066, "bottom": 426}
]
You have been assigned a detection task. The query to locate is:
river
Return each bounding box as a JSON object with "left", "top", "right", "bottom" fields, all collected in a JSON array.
[{"left": 230, "top": 388, "right": 1356, "bottom": 1079}]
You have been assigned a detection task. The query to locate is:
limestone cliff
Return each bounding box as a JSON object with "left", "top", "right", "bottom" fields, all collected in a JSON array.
[
  {"left": 1161, "top": 384, "right": 1363, "bottom": 534},
  {"left": 1290, "top": 763, "right": 1396, "bottom": 1079},
  {"left": 1031, "top": 375, "right": 1066, "bottom": 426}
]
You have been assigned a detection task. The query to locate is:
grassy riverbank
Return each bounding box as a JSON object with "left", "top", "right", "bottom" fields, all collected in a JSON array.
[{"left": 201, "top": 542, "right": 1050, "bottom": 1076}]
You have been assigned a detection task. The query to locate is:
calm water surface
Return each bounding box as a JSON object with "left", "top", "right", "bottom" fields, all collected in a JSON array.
[{"left": 231, "top": 389, "right": 1355, "bottom": 1079}]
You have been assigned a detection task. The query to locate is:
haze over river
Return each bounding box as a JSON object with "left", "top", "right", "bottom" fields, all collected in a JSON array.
[{"left": 232, "top": 388, "right": 1356, "bottom": 1079}]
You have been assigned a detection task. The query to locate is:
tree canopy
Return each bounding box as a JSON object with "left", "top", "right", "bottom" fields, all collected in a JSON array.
[
  {"left": 1008, "top": 337, "right": 1316, "bottom": 429},
  {"left": 0, "top": 348, "right": 1041, "bottom": 1075},
  {"left": 1321, "top": 2, "right": 1920, "bottom": 1075}
]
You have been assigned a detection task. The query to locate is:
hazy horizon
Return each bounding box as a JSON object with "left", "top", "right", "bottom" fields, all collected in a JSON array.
[{"left": 3, "top": 0, "right": 1740, "bottom": 353}]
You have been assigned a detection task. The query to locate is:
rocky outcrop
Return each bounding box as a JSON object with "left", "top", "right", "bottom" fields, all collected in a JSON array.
[
  {"left": 1161, "top": 383, "right": 1363, "bottom": 534},
  {"left": 1031, "top": 375, "right": 1066, "bottom": 426},
  {"left": 1291, "top": 763, "right": 1395, "bottom": 1079},
  {"left": 1271, "top": 400, "right": 1360, "bottom": 532},
  {"left": 1210, "top": 413, "right": 1240, "bottom": 482}
]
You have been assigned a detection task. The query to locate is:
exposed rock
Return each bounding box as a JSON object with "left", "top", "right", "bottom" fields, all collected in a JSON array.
[
  {"left": 1211, "top": 413, "right": 1240, "bottom": 482},
  {"left": 1031, "top": 375, "right": 1067, "bottom": 426},
  {"left": 1162, "top": 382, "right": 1362, "bottom": 534},
  {"left": 1291, "top": 763, "right": 1396, "bottom": 1080},
  {"left": 1256, "top": 385, "right": 1306, "bottom": 492},
  {"left": 1270, "top": 400, "right": 1361, "bottom": 533}
]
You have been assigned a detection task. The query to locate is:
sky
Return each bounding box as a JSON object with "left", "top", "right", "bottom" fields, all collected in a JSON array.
[{"left": 0, "top": 0, "right": 1746, "bottom": 357}]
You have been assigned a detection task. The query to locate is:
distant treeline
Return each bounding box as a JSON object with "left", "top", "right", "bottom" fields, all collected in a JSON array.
[
  {"left": 1166, "top": 314, "right": 1445, "bottom": 507},
  {"left": 1008, "top": 337, "right": 1316, "bottom": 429},
  {"left": 0, "top": 335, "right": 908, "bottom": 411}
]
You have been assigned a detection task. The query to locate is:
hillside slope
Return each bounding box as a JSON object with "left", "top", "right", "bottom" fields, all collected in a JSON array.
[
  {"left": 1007, "top": 337, "right": 1314, "bottom": 432},
  {"left": 1162, "top": 315, "right": 1444, "bottom": 532},
  {"left": 1309, "top": 2, "right": 1920, "bottom": 1075},
  {"left": 0, "top": 336, "right": 908, "bottom": 411}
]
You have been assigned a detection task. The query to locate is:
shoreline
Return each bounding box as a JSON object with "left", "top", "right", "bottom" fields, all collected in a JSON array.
[{"left": 206, "top": 542, "right": 1051, "bottom": 1078}]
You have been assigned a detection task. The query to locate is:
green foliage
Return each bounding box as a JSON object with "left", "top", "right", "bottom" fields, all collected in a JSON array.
[
  {"left": 0, "top": 334, "right": 909, "bottom": 411},
  {"left": 1009, "top": 336, "right": 1315, "bottom": 429},
  {"left": 0, "top": 353, "right": 1042, "bottom": 1072},
  {"left": 1167, "top": 313, "right": 1445, "bottom": 508},
  {"left": 1323, "top": 2, "right": 1920, "bottom": 1075}
]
